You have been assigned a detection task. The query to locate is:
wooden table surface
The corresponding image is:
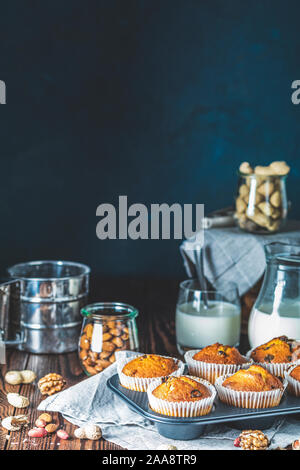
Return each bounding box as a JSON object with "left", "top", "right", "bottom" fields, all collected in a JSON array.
[{"left": 0, "top": 278, "right": 251, "bottom": 451}]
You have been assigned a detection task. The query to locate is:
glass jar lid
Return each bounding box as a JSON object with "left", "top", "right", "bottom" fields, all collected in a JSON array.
[{"left": 81, "top": 302, "right": 138, "bottom": 320}]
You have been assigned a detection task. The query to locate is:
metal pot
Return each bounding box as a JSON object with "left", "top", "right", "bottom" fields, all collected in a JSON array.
[{"left": 0, "top": 260, "right": 90, "bottom": 354}]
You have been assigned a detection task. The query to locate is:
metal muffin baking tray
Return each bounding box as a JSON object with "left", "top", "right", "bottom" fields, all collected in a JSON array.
[{"left": 107, "top": 374, "right": 300, "bottom": 440}]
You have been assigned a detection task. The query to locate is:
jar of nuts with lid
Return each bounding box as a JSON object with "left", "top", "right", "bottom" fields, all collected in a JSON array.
[
  {"left": 235, "top": 161, "right": 289, "bottom": 234},
  {"left": 78, "top": 302, "right": 139, "bottom": 376}
]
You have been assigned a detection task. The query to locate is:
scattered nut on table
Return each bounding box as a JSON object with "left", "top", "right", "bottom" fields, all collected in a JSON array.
[
  {"left": 74, "top": 423, "right": 102, "bottom": 440},
  {"left": 28, "top": 427, "right": 48, "bottom": 438},
  {"left": 292, "top": 439, "right": 300, "bottom": 450},
  {"left": 38, "top": 413, "right": 52, "bottom": 423},
  {"left": 5, "top": 370, "right": 36, "bottom": 385},
  {"left": 235, "top": 430, "right": 269, "bottom": 450},
  {"left": 156, "top": 444, "right": 178, "bottom": 450},
  {"left": 45, "top": 423, "right": 59, "bottom": 433},
  {"left": 38, "top": 373, "right": 66, "bottom": 396},
  {"left": 56, "top": 429, "right": 69, "bottom": 440},
  {"left": 7, "top": 392, "right": 30, "bottom": 408},
  {"left": 1, "top": 415, "right": 29, "bottom": 431},
  {"left": 35, "top": 418, "right": 47, "bottom": 428}
]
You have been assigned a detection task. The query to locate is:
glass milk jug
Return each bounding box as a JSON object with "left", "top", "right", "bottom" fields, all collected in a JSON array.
[{"left": 248, "top": 242, "right": 300, "bottom": 348}]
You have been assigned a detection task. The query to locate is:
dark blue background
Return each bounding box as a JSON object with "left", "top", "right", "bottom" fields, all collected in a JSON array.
[{"left": 0, "top": 0, "right": 299, "bottom": 278}]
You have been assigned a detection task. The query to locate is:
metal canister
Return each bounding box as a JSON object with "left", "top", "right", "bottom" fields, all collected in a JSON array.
[{"left": 6, "top": 260, "right": 90, "bottom": 354}]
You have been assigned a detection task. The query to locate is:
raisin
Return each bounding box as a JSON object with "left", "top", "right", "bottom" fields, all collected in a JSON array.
[
  {"left": 264, "top": 354, "right": 274, "bottom": 363},
  {"left": 218, "top": 350, "right": 227, "bottom": 357},
  {"left": 191, "top": 389, "right": 202, "bottom": 398},
  {"left": 279, "top": 336, "right": 288, "bottom": 342}
]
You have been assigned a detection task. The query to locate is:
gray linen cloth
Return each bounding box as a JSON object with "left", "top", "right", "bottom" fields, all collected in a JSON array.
[
  {"left": 180, "top": 220, "right": 300, "bottom": 296},
  {"left": 38, "top": 352, "right": 300, "bottom": 450}
]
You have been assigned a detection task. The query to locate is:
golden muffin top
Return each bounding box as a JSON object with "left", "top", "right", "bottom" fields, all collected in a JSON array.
[
  {"left": 222, "top": 365, "right": 283, "bottom": 392},
  {"left": 122, "top": 354, "right": 178, "bottom": 378},
  {"left": 250, "top": 336, "right": 300, "bottom": 364},
  {"left": 290, "top": 365, "right": 300, "bottom": 382},
  {"left": 193, "top": 343, "right": 247, "bottom": 365},
  {"left": 152, "top": 376, "right": 211, "bottom": 402}
]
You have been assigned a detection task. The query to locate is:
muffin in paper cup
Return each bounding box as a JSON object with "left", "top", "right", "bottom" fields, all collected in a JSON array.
[
  {"left": 117, "top": 352, "right": 185, "bottom": 392},
  {"left": 147, "top": 375, "right": 216, "bottom": 417},
  {"left": 215, "top": 373, "right": 287, "bottom": 409},
  {"left": 185, "top": 349, "right": 252, "bottom": 385},
  {"left": 246, "top": 348, "right": 296, "bottom": 378},
  {"left": 285, "top": 362, "right": 300, "bottom": 397}
]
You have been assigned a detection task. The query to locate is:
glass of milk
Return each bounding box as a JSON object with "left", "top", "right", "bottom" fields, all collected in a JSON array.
[{"left": 175, "top": 280, "right": 241, "bottom": 355}]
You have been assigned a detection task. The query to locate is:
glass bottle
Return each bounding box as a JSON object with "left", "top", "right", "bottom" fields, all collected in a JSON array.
[
  {"left": 248, "top": 242, "right": 300, "bottom": 348},
  {"left": 78, "top": 302, "right": 139, "bottom": 376}
]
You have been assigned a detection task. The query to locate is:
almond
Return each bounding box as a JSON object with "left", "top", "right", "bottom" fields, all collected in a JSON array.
[
  {"left": 45, "top": 423, "right": 59, "bottom": 433},
  {"left": 99, "top": 351, "right": 111, "bottom": 360},
  {"left": 102, "top": 332, "right": 112, "bottom": 342},
  {"left": 110, "top": 328, "right": 122, "bottom": 337},
  {"left": 112, "top": 337, "right": 123, "bottom": 348},
  {"left": 39, "top": 413, "right": 52, "bottom": 423},
  {"left": 97, "top": 359, "right": 111, "bottom": 369},
  {"left": 102, "top": 341, "right": 115, "bottom": 352},
  {"left": 84, "top": 323, "right": 94, "bottom": 339}
]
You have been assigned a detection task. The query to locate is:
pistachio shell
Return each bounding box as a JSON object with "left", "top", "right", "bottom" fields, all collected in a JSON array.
[
  {"left": 5, "top": 371, "right": 23, "bottom": 385},
  {"left": 20, "top": 370, "right": 36, "bottom": 384},
  {"left": 7, "top": 392, "right": 30, "bottom": 408}
]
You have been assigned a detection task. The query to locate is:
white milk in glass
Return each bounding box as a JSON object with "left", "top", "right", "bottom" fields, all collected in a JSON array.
[
  {"left": 248, "top": 300, "right": 300, "bottom": 348},
  {"left": 176, "top": 300, "right": 241, "bottom": 351}
]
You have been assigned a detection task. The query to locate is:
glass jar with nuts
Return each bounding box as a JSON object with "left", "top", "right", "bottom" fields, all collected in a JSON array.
[
  {"left": 78, "top": 302, "right": 139, "bottom": 376},
  {"left": 235, "top": 161, "right": 289, "bottom": 234}
]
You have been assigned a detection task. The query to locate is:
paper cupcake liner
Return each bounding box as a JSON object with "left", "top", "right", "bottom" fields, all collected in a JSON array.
[
  {"left": 147, "top": 375, "right": 216, "bottom": 417},
  {"left": 246, "top": 348, "right": 297, "bottom": 378},
  {"left": 215, "top": 374, "right": 287, "bottom": 409},
  {"left": 184, "top": 350, "right": 253, "bottom": 385},
  {"left": 284, "top": 362, "right": 300, "bottom": 397},
  {"left": 117, "top": 352, "right": 185, "bottom": 392}
]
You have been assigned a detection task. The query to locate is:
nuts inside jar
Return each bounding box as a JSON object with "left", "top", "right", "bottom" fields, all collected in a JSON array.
[
  {"left": 79, "top": 320, "right": 132, "bottom": 375},
  {"left": 235, "top": 161, "right": 289, "bottom": 233}
]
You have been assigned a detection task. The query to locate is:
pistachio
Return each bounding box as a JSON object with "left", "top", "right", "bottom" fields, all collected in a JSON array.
[
  {"left": 5, "top": 369, "right": 36, "bottom": 385},
  {"left": 1, "top": 415, "right": 29, "bottom": 431},
  {"left": 7, "top": 393, "right": 30, "bottom": 408},
  {"left": 74, "top": 423, "right": 102, "bottom": 440}
]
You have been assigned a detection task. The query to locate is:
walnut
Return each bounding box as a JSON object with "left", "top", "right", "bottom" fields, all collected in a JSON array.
[
  {"left": 238, "top": 430, "right": 269, "bottom": 450},
  {"left": 38, "top": 373, "right": 66, "bottom": 396}
]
